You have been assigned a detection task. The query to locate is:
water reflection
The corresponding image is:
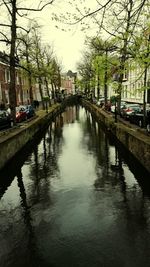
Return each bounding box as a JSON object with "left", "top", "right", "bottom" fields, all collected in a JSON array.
[{"left": 0, "top": 106, "right": 150, "bottom": 267}]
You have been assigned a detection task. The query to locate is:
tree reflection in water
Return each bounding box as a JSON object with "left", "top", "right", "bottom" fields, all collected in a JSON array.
[{"left": 0, "top": 106, "right": 150, "bottom": 267}]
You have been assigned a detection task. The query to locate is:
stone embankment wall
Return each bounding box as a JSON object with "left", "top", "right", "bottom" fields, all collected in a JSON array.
[
  {"left": 82, "top": 100, "right": 150, "bottom": 173},
  {"left": 0, "top": 104, "right": 62, "bottom": 170},
  {"left": 0, "top": 95, "right": 79, "bottom": 171},
  {"left": 1, "top": 96, "right": 149, "bottom": 173}
]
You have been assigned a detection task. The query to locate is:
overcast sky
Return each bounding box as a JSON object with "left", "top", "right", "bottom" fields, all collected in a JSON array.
[
  {"left": 30, "top": 0, "right": 99, "bottom": 72},
  {"left": 0, "top": 0, "right": 99, "bottom": 72},
  {"left": 39, "top": 16, "right": 86, "bottom": 72}
]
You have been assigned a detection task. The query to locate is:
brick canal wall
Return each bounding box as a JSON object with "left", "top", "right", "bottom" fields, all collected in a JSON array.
[
  {"left": 82, "top": 100, "right": 150, "bottom": 173},
  {"left": 0, "top": 104, "right": 62, "bottom": 170}
]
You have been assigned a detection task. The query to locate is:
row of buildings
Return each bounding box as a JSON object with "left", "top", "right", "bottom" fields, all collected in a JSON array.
[
  {"left": 0, "top": 51, "right": 77, "bottom": 108},
  {"left": 0, "top": 50, "right": 149, "bottom": 107}
]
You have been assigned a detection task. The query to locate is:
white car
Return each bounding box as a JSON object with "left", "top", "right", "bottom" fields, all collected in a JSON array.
[
  {"left": 111, "top": 101, "right": 127, "bottom": 113},
  {"left": 96, "top": 98, "right": 105, "bottom": 107}
]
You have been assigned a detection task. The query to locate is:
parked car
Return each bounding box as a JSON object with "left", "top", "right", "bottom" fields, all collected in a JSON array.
[
  {"left": 92, "top": 97, "right": 97, "bottom": 104},
  {"left": 96, "top": 97, "right": 105, "bottom": 107},
  {"left": 16, "top": 106, "right": 27, "bottom": 123},
  {"left": 129, "top": 108, "right": 150, "bottom": 128},
  {"left": 111, "top": 101, "right": 126, "bottom": 113},
  {"left": 0, "top": 110, "right": 12, "bottom": 130},
  {"left": 24, "top": 105, "right": 35, "bottom": 119},
  {"left": 120, "top": 103, "right": 141, "bottom": 119}
]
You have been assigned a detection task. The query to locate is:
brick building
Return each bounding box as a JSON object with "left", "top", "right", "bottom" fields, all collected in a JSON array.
[
  {"left": 61, "top": 70, "right": 77, "bottom": 95},
  {"left": 0, "top": 52, "right": 24, "bottom": 107}
]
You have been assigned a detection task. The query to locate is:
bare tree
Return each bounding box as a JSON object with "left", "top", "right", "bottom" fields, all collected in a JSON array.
[
  {"left": 0, "top": 0, "right": 55, "bottom": 123},
  {"left": 17, "top": 26, "right": 35, "bottom": 105},
  {"left": 89, "top": 37, "right": 117, "bottom": 104},
  {"left": 77, "top": 51, "right": 95, "bottom": 97},
  {"left": 90, "top": 0, "right": 149, "bottom": 112},
  {"left": 53, "top": 0, "right": 149, "bottom": 112}
]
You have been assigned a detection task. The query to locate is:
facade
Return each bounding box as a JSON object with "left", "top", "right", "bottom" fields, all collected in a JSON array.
[
  {"left": 0, "top": 51, "right": 78, "bottom": 107},
  {"left": 61, "top": 70, "right": 77, "bottom": 95},
  {"left": 122, "top": 62, "right": 150, "bottom": 104},
  {"left": 109, "top": 60, "right": 150, "bottom": 104},
  {"left": 0, "top": 53, "right": 24, "bottom": 107},
  {"left": 0, "top": 61, "right": 9, "bottom": 105},
  {"left": 0, "top": 52, "right": 41, "bottom": 106}
]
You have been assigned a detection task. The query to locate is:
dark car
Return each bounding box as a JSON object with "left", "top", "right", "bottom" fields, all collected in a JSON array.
[
  {"left": 129, "top": 109, "right": 150, "bottom": 129},
  {"left": 16, "top": 106, "right": 27, "bottom": 123},
  {"left": 24, "top": 105, "right": 35, "bottom": 119},
  {"left": 0, "top": 110, "right": 12, "bottom": 130},
  {"left": 120, "top": 103, "right": 141, "bottom": 119}
]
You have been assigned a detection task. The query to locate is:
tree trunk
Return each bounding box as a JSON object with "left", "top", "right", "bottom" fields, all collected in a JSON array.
[
  {"left": 38, "top": 77, "right": 44, "bottom": 109},
  {"left": 29, "top": 75, "right": 33, "bottom": 105},
  {"left": 45, "top": 77, "right": 51, "bottom": 106},
  {"left": 143, "top": 65, "right": 148, "bottom": 127},
  {"left": 9, "top": 0, "right": 17, "bottom": 124},
  {"left": 51, "top": 81, "right": 55, "bottom": 101},
  {"left": 117, "top": 0, "right": 133, "bottom": 114},
  {"left": 26, "top": 47, "right": 33, "bottom": 105},
  {"left": 20, "top": 78, "right": 23, "bottom": 104},
  {"left": 117, "top": 58, "right": 125, "bottom": 114},
  {"left": 104, "top": 50, "right": 108, "bottom": 106},
  {"left": 97, "top": 74, "right": 100, "bottom": 98}
]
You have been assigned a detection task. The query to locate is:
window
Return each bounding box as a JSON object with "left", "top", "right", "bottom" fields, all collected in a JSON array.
[
  {"left": 123, "top": 85, "right": 128, "bottom": 98},
  {"left": 16, "top": 72, "right": 20, "bottom": 85},
  {"left": 123, "top": 68, "right": 128, "bottom": 80},
  {"left": 5, "top": 69, "right": 10, "bottom": 83}
]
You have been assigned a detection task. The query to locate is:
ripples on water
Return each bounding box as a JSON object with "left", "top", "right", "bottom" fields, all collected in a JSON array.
[{"left": 0, "top": 106, "right": 150, "bottom": 267}]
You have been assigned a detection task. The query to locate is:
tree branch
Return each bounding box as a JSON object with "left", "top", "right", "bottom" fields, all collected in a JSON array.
[
  {"left": 17, "top": 63, "right": 31, "bottom": 74},
  {"left": 0, "top": 31, "right": 10, "bottom": 43},
  {"left": 16, "top": 26, "right": 30, "bottom": 33},
  {"left": 17, "top": 0, "right": 54, "bottom": 12},
  {"left": 0, "top": 39, "right": 10, "bottom": 44},
  {"left": 61, "top": 0, "right": 114, "bottom": 26},
  {"left": 2, "top": 0, "right": 12, "bottom": 15},
  {"left": 0, "top": 23, "right": 11, "bottom": 27}
]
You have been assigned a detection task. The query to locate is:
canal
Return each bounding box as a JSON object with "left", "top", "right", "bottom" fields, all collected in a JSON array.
[{"left": 0, "top": 106, "right": 150, "bottom": 267}]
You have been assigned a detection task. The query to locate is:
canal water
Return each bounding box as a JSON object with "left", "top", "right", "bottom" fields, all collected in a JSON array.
[{"left": 0, "top": 106, "right": 150, "bottom": 267}]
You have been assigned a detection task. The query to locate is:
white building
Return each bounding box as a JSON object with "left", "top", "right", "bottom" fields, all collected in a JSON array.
[
  {"left": 122, "top": 61, "right": 150, "bottom": 104},
  {"left": 109, "top": 60, "right": 150, "bottom": 104}
]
